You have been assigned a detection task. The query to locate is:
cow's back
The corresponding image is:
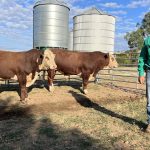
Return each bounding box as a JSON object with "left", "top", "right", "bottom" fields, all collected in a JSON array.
[
  {"left": 51, "top": 49, "right": 109, "bottom": 75},
  {"left": 0, "top": 51, "right": 26, "bottom": 79},
  {"left": 0, "top": 49, "right": 41, "bottom": 79}
]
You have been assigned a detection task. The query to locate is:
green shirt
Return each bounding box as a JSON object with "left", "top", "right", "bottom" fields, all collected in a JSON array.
[{"left": 138, "top": 36, "right": 150, "bottom": 76}]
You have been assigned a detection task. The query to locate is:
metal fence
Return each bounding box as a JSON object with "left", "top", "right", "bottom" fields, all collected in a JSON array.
[{"left": 96, "top": 51, "right": 146, "bottom": 93}]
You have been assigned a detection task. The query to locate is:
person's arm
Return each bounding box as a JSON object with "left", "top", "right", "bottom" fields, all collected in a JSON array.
[{"left": 138, "top": 45, "right": 147, "bottom": 84}]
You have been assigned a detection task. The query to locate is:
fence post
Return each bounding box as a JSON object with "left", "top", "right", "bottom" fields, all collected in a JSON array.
[{"left": 95, "top": 72, "right": 100, "bottom": 84}]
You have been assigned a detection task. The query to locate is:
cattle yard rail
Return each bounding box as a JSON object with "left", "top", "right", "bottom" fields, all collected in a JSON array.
[{"left": 96, "top": 51, "right": 145, "bottom": 94}]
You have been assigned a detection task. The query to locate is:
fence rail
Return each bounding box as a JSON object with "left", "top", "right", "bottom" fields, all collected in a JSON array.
[{"left": 96, "top": 51, "right": 145, "bottom": 92}]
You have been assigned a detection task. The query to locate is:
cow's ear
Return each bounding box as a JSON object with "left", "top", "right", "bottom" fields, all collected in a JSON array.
[{"left": 104, "top": 54, "right": 108, "bottom": 59}]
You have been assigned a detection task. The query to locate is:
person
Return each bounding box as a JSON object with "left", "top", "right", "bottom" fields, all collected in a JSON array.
[{"left": 138, "top": 36, "right": 150, "bottom": 133}]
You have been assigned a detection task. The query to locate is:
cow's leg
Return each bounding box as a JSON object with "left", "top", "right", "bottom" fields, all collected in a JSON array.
[
  {"left": 81, "top": 73, "right": 90, "bottom": 94},
  {"left": 47, "top": 69, "right": 56, "bottom": 92},
  {"left": 17, "top": 74, "right": 28, "bottom": 103},
  {"left": 93, "top": 69, "right": 101, "bottom": 83}
]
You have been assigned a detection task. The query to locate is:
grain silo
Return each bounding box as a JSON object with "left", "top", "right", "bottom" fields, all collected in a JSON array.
[
  {"left": 68, "top": 30, "right": 73, "bottom": 50},
  {"left": 73, "top": 8, "right": 115, "bottom": 53},
  {"left": 33, "top": 0, "right": 70, "bottom": 50}
]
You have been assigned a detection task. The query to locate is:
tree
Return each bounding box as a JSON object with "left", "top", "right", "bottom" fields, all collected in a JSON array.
[
  {"left": 124, "top": 28, "right": 144, "bottom": 49},
  {"left": 141, "top": 12, "right": 150, "bottom": 35},
  {"left": 125, "top": 12, "right": 150, "bottom": 50}
]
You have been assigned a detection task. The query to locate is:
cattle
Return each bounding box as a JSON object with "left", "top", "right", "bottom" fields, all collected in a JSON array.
[
  {"left": 47, "top": 48, "right": 118, "bottom": 94},
  {"left": 26, "top": 49, "right": 57, "bottom": 87},
  {"left": 0, "top": 49, "right": 56, "bottom": 103}
]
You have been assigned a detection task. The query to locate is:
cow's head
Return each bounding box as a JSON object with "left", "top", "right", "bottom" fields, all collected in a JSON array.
[
  {"left": 107, "top": 53, "right": 118, "bottom": 68},
  {"left": 37, "top": 50, "right": 44, "bottom": 65},
  {"left": 40, "top": 49, "right": 57, "bottom": 70},
  {"left": 28, "top": 49, "right": 44, "bottom": 72}
]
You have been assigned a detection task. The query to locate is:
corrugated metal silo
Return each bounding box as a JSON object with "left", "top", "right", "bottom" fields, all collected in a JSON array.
[
  {"left": 33, "top": 0, "right": 70, "bottom": 49},
  {"left": 73, "top": 8, "right": 115, "bottom": 53},
  {"left": 68, "top": 30, "right": 73, "bottom": 50}
]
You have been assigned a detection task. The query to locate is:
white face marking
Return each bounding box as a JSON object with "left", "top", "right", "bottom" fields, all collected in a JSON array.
[
  {"left": 108, "top": 54, "right": 118, "bottom": 68},
  {"left": 41, "top": 49, "right": 57, "bottom": 70}
]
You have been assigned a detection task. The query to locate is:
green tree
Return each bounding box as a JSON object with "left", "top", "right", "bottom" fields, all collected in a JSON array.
[
  {"left": 125, "top": 12, "right": 150, "bottom": 50},
  {"left": 124, "top": 28, "right": 144, "bottom": 49},
  {"left": 141, "top": 12, "right": 150, "bottom": 35}
]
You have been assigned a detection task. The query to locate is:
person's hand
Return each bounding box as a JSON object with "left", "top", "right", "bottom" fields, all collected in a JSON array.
[{"left": 138, "top": 76, "right": 145, "bottom": 84}]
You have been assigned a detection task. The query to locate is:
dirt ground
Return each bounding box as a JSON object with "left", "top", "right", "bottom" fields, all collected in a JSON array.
[
  {"left": 0, "top": 79, "right": 142, "bottom": 116},
  {"left": 0, "top": 78, "right": 149, "bottom": 150}
]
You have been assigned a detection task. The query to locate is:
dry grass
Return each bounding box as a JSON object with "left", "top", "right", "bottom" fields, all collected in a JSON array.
[{"left": 0, "top": 77, "right": 149, "bottom": 150}]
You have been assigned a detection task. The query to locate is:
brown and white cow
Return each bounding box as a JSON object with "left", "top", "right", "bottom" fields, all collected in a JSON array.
[
  {"left": 26, "top": 49, "right": 57, "bottom": 87},
  {"left": 0, "top": 49, "right": 56, "bottom": 103},
  {"left": 47, "top": 48, "right": 118, "bottom": 94}
]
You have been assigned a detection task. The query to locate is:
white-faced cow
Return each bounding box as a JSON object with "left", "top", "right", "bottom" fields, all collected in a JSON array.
[
  {"left": 26, "top": 49, "right": 57, "bottom": 87},
  {"left": 47, "top": 48, "right": 118, "bottom": 94},
  {"left": 0, "top": 49, "right": 56, "bottom": 103}
]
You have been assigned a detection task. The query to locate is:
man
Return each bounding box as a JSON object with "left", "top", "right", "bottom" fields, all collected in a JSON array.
[{"left": 138, "top": 36, "right": 150, "bottom": 133}]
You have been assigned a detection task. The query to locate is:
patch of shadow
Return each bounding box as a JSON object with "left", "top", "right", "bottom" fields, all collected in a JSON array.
[
  {"left": 27, "top": 80, "right": 46, "bottom": 93},
  {"left": 0, "top": 112, "right": 111, "bottom": 150},
  {"left": 0, "top": 84, "right": 19, "bottom": 95},
  {"left": 28, "top": 118, "right": 110, "bottom": 150},
  {"left": 0, "top": 80, "right": 48, "bottom": 95},
  {"left": 69, "top": 90, "right": 147, "bottom": 129},
  {"left": 0, "top": 96, "right": 33, "bottom": 121},
  {"left": 54, "top": 80, "right": 83, "bottom": 93},
  {"left": 0, "top": 83, "right": 34, "bottom": 98},
  {"left": 41, "top": 78, "right": 83, "bottom": 93}
]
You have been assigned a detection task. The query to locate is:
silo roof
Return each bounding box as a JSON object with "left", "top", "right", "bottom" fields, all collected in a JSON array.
[
  {"left": 34, "top": 0, "right": 70, "bottom": 10},
  {"left": 81, "top": 7, "right": 106, "bottom": 15},
  {"left": 74, "top": 7, "right": 115, "bottom": 18}
]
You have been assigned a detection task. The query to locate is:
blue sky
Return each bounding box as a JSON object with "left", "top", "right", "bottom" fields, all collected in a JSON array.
[{"left": 0, "top": 0, "right": 150, "bottom": 51}]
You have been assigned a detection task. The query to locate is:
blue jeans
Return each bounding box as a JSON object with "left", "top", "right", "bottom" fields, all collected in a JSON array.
[{"left": 146, "top": 70, "right": 150, "bottom": 124}]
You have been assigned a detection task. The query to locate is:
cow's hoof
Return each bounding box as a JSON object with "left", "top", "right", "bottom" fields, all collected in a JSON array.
[
  {"left": 83, "top": 89, "right": 88, "bottom": 95},
  {"left": 20, "top": 98, "right": 30, "bottom": 105},
  {"left": 20, "top": 100, "right": 27, "bottom": 105},
  {"left": 49, "top": 86, "right": 54, "bottom": 92}
]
